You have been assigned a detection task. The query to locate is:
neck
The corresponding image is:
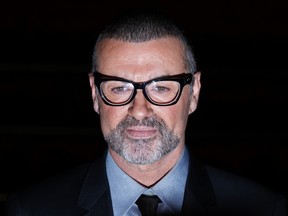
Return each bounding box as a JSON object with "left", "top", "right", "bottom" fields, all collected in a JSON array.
[{"left": 109, "top": 144, "right": 185, "bottom": 187}]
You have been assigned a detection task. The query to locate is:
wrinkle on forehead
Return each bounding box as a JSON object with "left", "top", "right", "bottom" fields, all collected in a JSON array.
[{"left": 97, "top": 38, "right": 186, "bottom": 82}]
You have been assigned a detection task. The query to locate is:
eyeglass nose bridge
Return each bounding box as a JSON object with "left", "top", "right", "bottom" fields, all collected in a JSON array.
[{"left": 129, "top": 82, "right": 151, "bottom": 104}]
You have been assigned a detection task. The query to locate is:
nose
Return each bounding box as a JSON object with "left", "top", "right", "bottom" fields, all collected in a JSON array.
[{"left": 128, "top": 90, "right": 153, "bottom": 120}]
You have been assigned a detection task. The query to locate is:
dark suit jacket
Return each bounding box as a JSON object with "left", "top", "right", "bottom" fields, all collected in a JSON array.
[{"left": 4, "top": 150, "right": 287, "bottom": 216}]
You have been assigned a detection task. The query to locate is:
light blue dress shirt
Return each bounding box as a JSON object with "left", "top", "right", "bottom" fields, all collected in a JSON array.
[{"left": 106, "top": 147, "right": 189, "bottom": 216}]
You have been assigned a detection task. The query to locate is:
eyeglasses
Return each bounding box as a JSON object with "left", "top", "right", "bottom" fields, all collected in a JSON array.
[{"left": 92, "top": 71, "right": 193, "bottom": 106}]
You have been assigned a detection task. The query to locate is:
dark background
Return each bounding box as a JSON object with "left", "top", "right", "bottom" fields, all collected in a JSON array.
[{"left": 1, "top": 0, "right": 288, "bottom": 213}]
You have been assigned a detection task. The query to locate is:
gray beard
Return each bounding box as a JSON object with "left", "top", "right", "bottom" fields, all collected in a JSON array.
[{"left": 104, "top": 116, "right": 180, "bottom": 165}]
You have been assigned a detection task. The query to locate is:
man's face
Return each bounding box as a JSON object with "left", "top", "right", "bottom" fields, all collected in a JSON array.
[{"left": 89, "top": 38, "right": 201, "bottom": 165}]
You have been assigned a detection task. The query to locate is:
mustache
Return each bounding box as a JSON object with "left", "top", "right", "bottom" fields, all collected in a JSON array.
[{"left": 117, "top": 116, "right": 166, "bottom": 129}]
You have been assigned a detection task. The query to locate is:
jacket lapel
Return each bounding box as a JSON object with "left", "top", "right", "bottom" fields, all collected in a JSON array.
[
  {"left": 182, "top": 154, "right": 217, "bottom": 215},
  {"left": 77, "top": 152, "right": 114, "bottom": 216},
  {"left": 76, "top": 149, "right": 217, "bottom": 216}
]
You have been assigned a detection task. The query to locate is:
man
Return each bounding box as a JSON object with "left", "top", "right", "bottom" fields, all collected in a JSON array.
[{"left": 5, "top": 11, "right": 287, "bottom": 216}]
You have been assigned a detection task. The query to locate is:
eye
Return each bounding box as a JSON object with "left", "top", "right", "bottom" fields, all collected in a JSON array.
[
  {"left": 112, "top": 86, "right": 125, "bottom": 92},
  {"left": 153, "top": 85, "right": 171, "bottom": 93},
  {"left": 109, "top": 82, "right": 134, "bottom": 95},
  {"left": 148, "top": 81, "right": 172, "bottom": 94}
]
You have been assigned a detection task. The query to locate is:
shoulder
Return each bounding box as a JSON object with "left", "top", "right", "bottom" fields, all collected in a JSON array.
[
  {"left": 205, "top": 165, "right": 287, "bottom": 215},
  {"left": 22, "top": 162, "right": 91, "bottom": 195},
  {"left": 5, "top": 162, "right": 93, "bottom": 216},
  {"left": 206, "top": 165, "right": 281, "bottom": 196}
]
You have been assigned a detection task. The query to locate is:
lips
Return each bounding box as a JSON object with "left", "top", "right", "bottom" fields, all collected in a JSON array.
[{"left": 125, "top": 126, "right": 158, "bottom": 139}]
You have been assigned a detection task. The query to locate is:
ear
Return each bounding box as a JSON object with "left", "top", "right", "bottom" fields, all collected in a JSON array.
[
  {"left": 189, "top": 72, "right": 201, "bottom": 114},
  {"left": 88, "top": 73, "right": 100, "bottom": 114}
]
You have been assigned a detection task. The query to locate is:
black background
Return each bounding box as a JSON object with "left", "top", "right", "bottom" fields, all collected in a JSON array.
[{"left": 1, "top": 0, "right": 288, "bottom": 210}]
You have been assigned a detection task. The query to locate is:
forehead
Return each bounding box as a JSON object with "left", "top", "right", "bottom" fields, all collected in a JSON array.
[{"left": 96, "top": 38, "right": 186, "bottom": 80}]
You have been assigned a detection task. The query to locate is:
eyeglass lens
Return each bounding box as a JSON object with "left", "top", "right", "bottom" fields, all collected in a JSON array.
[{"left": 100, "top": 80, "right": 181, "bottom": 105}]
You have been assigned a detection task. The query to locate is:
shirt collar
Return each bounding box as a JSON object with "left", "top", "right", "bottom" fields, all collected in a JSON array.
[
  {"left": 106, "top": 147, "right": 189, "bottom": 215},
  {"left": 150, "top": 148, "right": 189, "bottom": 212}
]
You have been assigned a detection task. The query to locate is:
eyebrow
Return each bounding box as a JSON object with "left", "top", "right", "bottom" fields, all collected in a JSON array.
[
  {"left": 95, "top": 71, "right": 167, "bottom": 83},
  {"left": 93, "top": 71, "right": 187, "bottom": 83}
]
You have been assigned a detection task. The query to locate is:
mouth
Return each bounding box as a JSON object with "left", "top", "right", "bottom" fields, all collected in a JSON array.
[{"left": 125, "top": 126, "right": 158, "bottom": 139}]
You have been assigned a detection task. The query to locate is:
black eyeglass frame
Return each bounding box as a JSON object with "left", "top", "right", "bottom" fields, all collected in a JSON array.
[{"left": 92, "top": 71, "right": 194, "bottom": 106}]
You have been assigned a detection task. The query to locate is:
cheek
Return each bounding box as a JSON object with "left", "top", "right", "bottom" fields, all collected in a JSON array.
[
  {"left": 161, "top": 91, "right": 191, "bottom": 135},
  {"left": 155, "top": 104, "right": 189, "bottom": 135},
  {"left": 99, "top": 105, "right": 127, "bottom": 136}
]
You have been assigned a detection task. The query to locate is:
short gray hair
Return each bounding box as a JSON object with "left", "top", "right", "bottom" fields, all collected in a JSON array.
[{"left": 92, "top": 12, "right": 197, "bottom": 74}]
